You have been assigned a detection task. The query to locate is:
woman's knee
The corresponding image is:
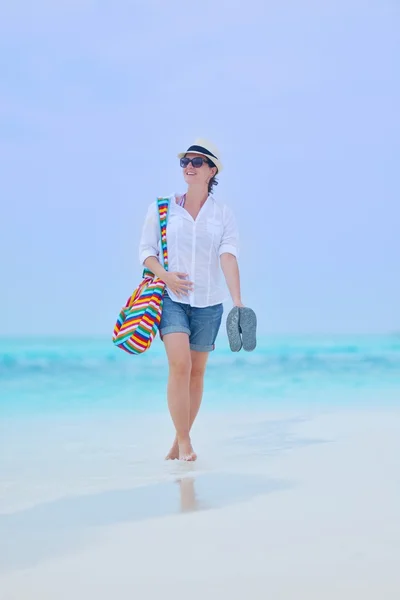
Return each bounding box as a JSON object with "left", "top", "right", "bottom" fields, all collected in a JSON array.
[
  {"left": 191, "top": 364, "right": 206, "bottom": 380},
  {"left": 170, "top": 357, "right": 192, "bottom": 377},
  {"left": 190, "top": 352, "right": 209, "bottom": 379}
]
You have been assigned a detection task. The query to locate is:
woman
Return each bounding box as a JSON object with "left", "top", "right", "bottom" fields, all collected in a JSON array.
[{"left": 138, "top": 138, "right": 244, "bottom": 461}]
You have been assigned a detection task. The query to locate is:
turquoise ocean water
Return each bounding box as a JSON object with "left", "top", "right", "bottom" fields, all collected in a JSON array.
[{"left": 1, "top": 334, "right": 399, "bottom": 418}]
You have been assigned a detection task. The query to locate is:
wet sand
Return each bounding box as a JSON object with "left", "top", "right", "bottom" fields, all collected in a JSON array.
[{"left": 0, "top": 408, "right": 399, "bottom": 599}]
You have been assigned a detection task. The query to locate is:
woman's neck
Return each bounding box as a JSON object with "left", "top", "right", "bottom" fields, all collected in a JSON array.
[{"left": 185, "top": 185, "right": 209, "bottom": 207}]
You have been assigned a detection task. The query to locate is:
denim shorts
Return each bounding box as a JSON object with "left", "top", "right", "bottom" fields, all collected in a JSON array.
[{"left": 159, "top": 294, "right": 224, "bottom": 352}]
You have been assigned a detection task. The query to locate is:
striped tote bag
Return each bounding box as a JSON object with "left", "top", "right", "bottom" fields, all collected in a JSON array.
[{"left": 112, "top": 197, "right": 170, "bottom": 355}]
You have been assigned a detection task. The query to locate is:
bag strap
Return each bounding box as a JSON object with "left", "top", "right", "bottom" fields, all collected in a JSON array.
[
  {"left": 157, "top": 196, "right": 169, "bottom": 271},
  {"left": 142, "top": 196, "right": 170, "bottom": 279}
]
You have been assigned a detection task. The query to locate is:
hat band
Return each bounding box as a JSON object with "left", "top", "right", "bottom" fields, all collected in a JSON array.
[{"left": 186, "top": 145, "right": 218, "bottom": 160}]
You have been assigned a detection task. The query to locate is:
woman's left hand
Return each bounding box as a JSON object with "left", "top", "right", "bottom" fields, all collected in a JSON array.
[{"left": 234, "top": 300, "right": 245, "bottom": 307}]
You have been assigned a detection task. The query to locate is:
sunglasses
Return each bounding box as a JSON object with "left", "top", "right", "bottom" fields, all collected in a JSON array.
[{"left": 180, "top": 156, "right": 211, "bottom": 168}]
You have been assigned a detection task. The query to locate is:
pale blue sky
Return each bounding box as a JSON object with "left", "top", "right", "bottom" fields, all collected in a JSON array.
[{"left": 1, "top": 0, "right": 398, "bottom": 335}]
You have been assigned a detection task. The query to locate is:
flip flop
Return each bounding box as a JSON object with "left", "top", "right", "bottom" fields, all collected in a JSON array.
[
  {"left": 226, "top": 307, "right": 242, "bottom": 352},
  {"left": 239, "top": 307, "right": 257, "bottom": 351}
]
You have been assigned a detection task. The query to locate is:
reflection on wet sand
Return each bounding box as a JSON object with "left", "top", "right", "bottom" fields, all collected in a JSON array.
[
  {"left": 0, "top": 473, "right": 291, "bottom": 572},
  {"left": 176, "top": 478, "right": 199, "bottom": 513}
]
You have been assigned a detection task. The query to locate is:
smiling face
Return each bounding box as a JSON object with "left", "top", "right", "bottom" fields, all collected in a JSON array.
[{"left": 182, "top": 153, "right": 217, "bottom": 188}]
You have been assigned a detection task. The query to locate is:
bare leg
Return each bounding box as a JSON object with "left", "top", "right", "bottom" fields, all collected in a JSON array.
[
  {"left": 166, "top": 350, "right": 209, "bottom": 460},
  {"left": 163, "top": 333, "right": 196, "bottom": 461},
  {"left": 189, "top": 349, "right": 209, "bottom": 426}
]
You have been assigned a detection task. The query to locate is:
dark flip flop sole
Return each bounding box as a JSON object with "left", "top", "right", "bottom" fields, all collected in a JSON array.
[
  {"left": 239, "top": 307, "right": 257, "bottom": 351},
  {"left": 226, "top": 307, "right": 242, "bottom": 352}
]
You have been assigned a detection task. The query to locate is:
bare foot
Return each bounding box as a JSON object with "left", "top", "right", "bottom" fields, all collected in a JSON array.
[
  {"left": 165, "top": 437, "right": 179, "bottom": 460},
  {"left": 178, "top": 437, "right": 197, "bottom": 462}
]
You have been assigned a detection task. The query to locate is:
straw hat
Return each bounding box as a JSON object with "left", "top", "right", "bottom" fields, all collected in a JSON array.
[{"left": 178, "top": 138, "right": 223, "bottom": 173}]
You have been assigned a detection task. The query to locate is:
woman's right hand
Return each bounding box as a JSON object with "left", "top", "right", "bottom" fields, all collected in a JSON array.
[{"left": 163, "top": 272, "right": 194, "bottom": 297}]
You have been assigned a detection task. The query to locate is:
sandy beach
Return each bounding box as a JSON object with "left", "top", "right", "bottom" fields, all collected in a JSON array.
[{"left": 1, "top": 407, "right": 399, "bottom": 599}]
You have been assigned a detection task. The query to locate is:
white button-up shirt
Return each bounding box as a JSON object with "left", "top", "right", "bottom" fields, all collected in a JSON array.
[{"left": 138, "top": 194, "right": 239, "bottom": 307}]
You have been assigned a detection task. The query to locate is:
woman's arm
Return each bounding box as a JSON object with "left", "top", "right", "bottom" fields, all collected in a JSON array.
[
  {"left": 143, "top": 256, "right": 168, "bottom": 280},
  {"left": 220, "top": 253, "right": 244, "bottom": 307},
  {"left": 139, "top": 202, "right": 169, "bottom": 280},
  {"left": 139, "top": 202, "right": 161, "bottom": 266},
  {"left": 139, "top": 201, "right": 193, "bottom": 297},
  {"left": 219, "top": 204, "right": 244, "bottom": 307}
]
